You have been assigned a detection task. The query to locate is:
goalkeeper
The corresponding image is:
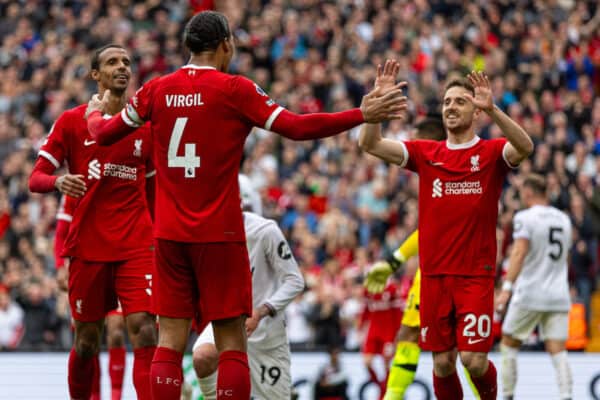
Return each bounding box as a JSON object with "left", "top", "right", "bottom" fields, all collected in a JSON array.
[{"left": 365, "top": 116, "right": 480, "bottom": 400}]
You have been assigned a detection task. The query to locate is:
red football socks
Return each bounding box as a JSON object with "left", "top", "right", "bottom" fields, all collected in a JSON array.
[
  {"left": 471, "top": 361, "right": 498, "bottom": 400},
  {"left": 367, "top": 365, "right": 379, "bottom": 383},
  {"left": 150, "top": 346, "right": 183, "bottom": 400},
  {"left": 68, "top": 348, "right": 96, "bottom": 400},
  {"left": 133, "top": 345, "right": 156, "bottom": 400},
  {"left": 90, "top": 354, "right": 101, "bottom": 400},
  {"left": 109, "top": 346, "right": 126, "bottom": 400},
  {"left": 217, "top": 350, "right": 250, "bottom": 400},
  {"left": 433, "top": 370, "right": 464, "bottom": 400}
]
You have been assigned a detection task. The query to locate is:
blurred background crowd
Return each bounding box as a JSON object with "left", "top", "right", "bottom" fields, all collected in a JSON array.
[{"left": 0, "top": 0, "right": 599, "bottom": 352}]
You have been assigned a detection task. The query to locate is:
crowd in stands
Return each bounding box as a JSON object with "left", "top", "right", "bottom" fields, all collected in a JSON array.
[{"left": 0, "top": 0, "right": 598, "bottom": 351}]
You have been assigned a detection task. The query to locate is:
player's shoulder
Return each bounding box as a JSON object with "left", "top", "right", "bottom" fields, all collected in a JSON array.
[
  {"left": 243, "top": 211, "right": 281, "bottom": 237},
  {"left": 60, "top": 104, "right": 87, "bottom": 121},
  {"left": 514, "top": 207, "right": 536, "bottom": 222}
]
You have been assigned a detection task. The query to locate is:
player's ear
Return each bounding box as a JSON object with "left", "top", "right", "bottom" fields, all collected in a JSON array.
[
  {"left": 90, "top": 69, "right": 100, "bottom": 81},
  {"left": 221, "top": 36, "right": 233, "bottom": 55}
]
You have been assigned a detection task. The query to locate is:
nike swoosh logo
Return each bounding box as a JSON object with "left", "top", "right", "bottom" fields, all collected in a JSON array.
[
  {"left": 84, "top": 139, "right": 96, "bottom": 146},
  {"left": 467, "top": 338, "right": 485, "bottom": 345},
  {"left": 432, "top": 162, "right": 444, "bottom": 166}
]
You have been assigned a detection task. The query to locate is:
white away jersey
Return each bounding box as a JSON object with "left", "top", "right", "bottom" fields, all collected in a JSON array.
[
  {"left": 244, "top": 212, "right": 305, "bottom": 349},
  {"left": 510, "top": 205, "right": 572, "bottom": 311}
]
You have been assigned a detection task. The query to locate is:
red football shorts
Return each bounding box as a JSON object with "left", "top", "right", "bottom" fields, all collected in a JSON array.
[
  {"left": 363, "top": 330, "right": 396, "bottom": 358},
  {"left": 153, "top": 239, "right": 252, "bottom": 325},
  {"left": 68, "top": 252, "right": 153, "bottom": 322},
  {"left": 419, "top": 275, "right": 494, "bottom": 353}
]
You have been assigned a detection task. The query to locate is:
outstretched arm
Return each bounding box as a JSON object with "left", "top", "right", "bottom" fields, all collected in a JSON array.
[
  {"left": 271, "top": 81, "right": 406, "bottom": 141},
  {"left": 465, "top": 71, "right": 533, "bottom": 166},
  {"left": 357, "top": 60, "right": 410, "bottom": 166},
  {"left": 86, "top": 90, "right": 138, "bottom": 145}
]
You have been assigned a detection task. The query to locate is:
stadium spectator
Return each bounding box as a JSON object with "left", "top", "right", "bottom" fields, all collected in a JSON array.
[{"left": 0, "top": 283, "right": 24, "bottom": 349}]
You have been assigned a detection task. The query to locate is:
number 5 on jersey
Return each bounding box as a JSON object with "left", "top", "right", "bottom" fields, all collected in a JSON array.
[{"left": 168, "top": 117, "right": 200, "bottom": 178}]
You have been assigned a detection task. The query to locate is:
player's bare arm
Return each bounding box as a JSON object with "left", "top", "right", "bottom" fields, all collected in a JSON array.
[
  {"left": 496, "top": 238, "right": 529, "bottom": 315},
  {"left": 465, "top": 71, "right": 533, "bottom": 166},
  {"left": 358, "top": 59, "right": 409, "bottom": 165}
]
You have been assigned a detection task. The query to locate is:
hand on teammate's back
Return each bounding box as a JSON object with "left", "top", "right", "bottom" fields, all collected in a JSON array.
[{"left": 55, "top": 174, "right": 87, "bottom": 197}]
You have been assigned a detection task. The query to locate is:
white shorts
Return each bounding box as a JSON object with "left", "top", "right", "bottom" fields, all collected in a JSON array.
[
  {"left": 502, "top": 304, "right": 569, "bottom": 342},
  {"left": 192, "top": 324, "right": 291, "bottom": 399},
  {"left": 248, "top": 342, "right": 291, "bottom": 400},
  {"left": 193, "top": 323, "right": 215, "bottom": 350}
]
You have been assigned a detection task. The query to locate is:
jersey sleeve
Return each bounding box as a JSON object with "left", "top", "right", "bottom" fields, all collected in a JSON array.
[
  {"left": 122, "top": 78, "right": 159, "bottom": 128},
  {"left": 38, "top": 113, "right": 70, "bottom": 168},
  {"left": 263, "top": 220, "right": 305, "bottom": 314},
  {"left": 512, "top": 212, "right": 531, "bottom": 241},
  {"left": 492, "top": 138, "right": 518, "bottom": 171},
  {"left": 401, "top": 140, "right": 426, "bottom": 173},
  {"left": 231, "top": 76, "right": 284, "bottom": 131},
  {"left": 394, "top": 230, "right": 419, "bottom": 262}
]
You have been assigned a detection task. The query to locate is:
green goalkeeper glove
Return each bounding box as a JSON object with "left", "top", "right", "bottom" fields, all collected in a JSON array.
[{"left": 365, "top": 254, "right": 404, "bottom": 294}]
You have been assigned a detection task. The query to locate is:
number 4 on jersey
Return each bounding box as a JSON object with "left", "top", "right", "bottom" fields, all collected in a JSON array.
[{"left": 168, "top": 117, "right": 200, "bottom": 178}]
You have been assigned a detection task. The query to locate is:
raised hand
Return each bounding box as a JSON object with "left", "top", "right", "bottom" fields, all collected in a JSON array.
[
  {"left": 375, "top": 59, "right": 403, "bottom": 91},
  {"left": 360, "top": 82, "right": 408, "bottom": 123},
  {"left": 55, "top": 174, "right": 87, "bottom": 197},
  {"left": 464, "top": 71, "right": 494, "bottom": 112},
  {"left": 85, "top": 89, "right": 111, "bottom": 119}
]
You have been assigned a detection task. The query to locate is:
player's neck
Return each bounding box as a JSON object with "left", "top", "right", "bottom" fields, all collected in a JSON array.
[
  {"left": 528, "top": 198, "right": 548, "bottom": 207},
  {"left": 446, "top": 128, "right": 476, "bottom": 145},
  {"left": 188, "top": 55, "right": 220, "bottom": 70},
  {"left": 99, "top": 88, "right": 127, "bottom": 116}
]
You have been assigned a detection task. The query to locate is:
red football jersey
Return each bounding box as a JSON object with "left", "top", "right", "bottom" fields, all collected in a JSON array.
[
  {"left": 39, "top": 105, "right": 154, "bottom": 261},
  {"left": 121, "top": 65, "right": 284, "bottom": 243},
  {"left": 401, "top": 136, "right": 512, "bottom": 277},
  {"left": 56, "top": 194, "right": 76, "bottom": 222},
  {"left": 362, "top": 283, "right": 403, "bottom": 337}
]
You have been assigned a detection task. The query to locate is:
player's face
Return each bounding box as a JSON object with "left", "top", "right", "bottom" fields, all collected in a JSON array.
[
  {"left": 96, "top": 48, "right": 132, "bottom": 92},
  {"left": 442, "top": 86, "right": 476, "bottom": 132}
]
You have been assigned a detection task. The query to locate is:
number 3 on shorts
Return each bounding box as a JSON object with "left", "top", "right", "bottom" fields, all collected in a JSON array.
[
  {"left": 168, "top": 117, "right": 200, "bottom": 178},
  {"left": 463, "top": 313, "right": 491, "bottom": 338}
]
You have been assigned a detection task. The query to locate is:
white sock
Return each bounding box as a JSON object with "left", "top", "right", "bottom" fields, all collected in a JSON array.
[
  {"left": 500, "top": 343, "right": 519, "bottom": 397},
  {"left": 550, "top": 351, "right": 572, "bottom": 400},
  {"left": 198, "top": 371, "right": 218, "bottom": 400}
]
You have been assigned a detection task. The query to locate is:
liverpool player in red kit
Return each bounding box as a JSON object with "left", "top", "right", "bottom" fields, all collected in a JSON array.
[
  {"left": 359, "top": 61, "right": 533, "bottom": 400},
  {"left": 85, "top": 11, "right": 407, "bottom": 400},
  {"left": 360, "top": 280, "right": 404, "bottom": 395},
  {"left": 29, "top": 45, "right": 157, "bottom": 400}
]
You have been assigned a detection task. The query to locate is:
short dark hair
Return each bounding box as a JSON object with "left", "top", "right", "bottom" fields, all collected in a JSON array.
[
  {"left": 522, "top": 174, "right": 546, "bottom": 195},
  {"left": 444, "top": 78, "right": 474, "bottom": 96},
  {"left": 183, "top": 11, "right": 231, "bottom": 53},
  {"left": 415, "top": 113, "right": 446, "bottom": 141},
  {"left": 90, "top": 44, "right": 126, "bottom": 70}
]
